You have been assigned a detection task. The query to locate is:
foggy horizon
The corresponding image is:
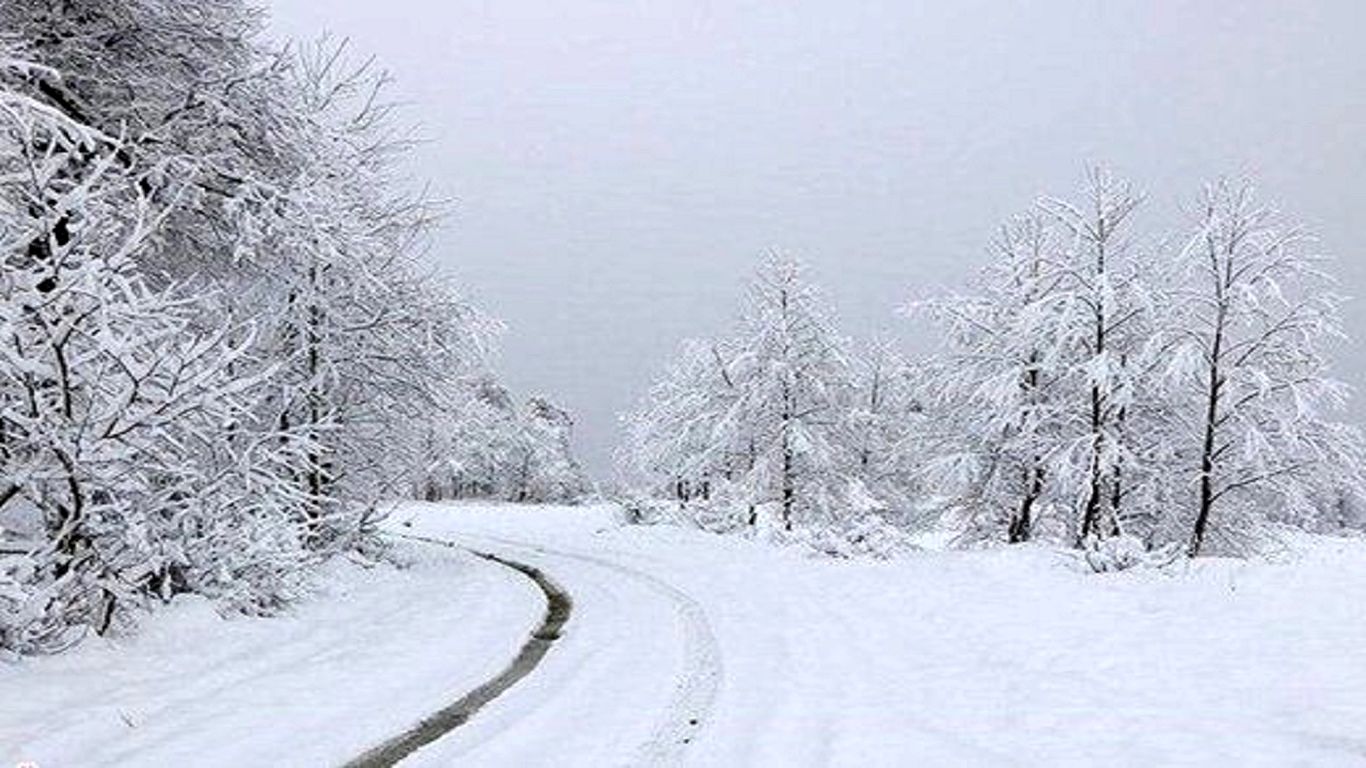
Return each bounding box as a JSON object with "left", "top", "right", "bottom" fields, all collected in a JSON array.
[{"left": 268, "top": 0, "right": 1366, "bottom": 479}]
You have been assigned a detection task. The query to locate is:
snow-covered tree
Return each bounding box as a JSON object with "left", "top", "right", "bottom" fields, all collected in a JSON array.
[
  {"left": 927, "top": 168, "right": 1167, "bottom": 548},
  {"left": 512, "top": 397, "right": 592, "bottom": 503},
  {"left": 1161, "top": 179, "right": 1364, "bottom": 555},
  {"left": 913, "top": 169, "right": 1363, "bottom": 559},
  {"left": 914, "top": 209, "right": 1076, "bottom": 544},
  {"left": 417, "top": 378, "right": 591, "bottom": 505},
  {"left": 0, "top": 0, "right": 286, "bottom": 283},
  {"left": 1036, "top": 167, "right": 1153, "bottom": 544},
  {"left": 182, "top": 41, "right": 495, "bottom": 546},
  {"left": 0, "top": 1, "right": 498, "bottom": 652},
  {"left": 3, "top": 1, "right": 493, "bottom": 536},
  {"left": 0, "top": 78, "right": 310, "bottom": 649},
  {"left": 718, "top": 254, "right": 859, "bottom": 531},
  {"left": 417, "top": 376, "right": 521, "bottom": 501},
  {"left": 625, "top": 253, "right": 876, "bottom": 541},
  {"left": 622, "top": 337, "right": 745, "bottom": 505},
  {"left": 846, "top": 338, "right": 924, "bottom": 515}
]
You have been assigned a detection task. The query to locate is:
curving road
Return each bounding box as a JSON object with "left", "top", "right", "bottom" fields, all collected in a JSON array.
[
  {"left": 463, "top": 533, "right": 724, "bottom": 767},
  {"left": 350, "top": 527, "right": 723, "bottom": 767},
  {"left": 345, "top": 537, "right": 573, "bottom": 768}
]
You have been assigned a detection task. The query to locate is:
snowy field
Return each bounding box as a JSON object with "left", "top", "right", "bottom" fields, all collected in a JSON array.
[{"left": 5, "top": 501, "right": 1366, "bottom": 766}]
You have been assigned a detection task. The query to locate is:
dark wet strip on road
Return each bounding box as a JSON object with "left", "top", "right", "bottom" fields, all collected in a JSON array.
[{"left": 344, "top": 536, "right": 572, "bottom": 768}]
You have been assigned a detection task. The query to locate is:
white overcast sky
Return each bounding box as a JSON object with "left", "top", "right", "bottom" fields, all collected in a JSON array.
[{"left": 267, "top": 1, "right": 1366, "bottom": 477}]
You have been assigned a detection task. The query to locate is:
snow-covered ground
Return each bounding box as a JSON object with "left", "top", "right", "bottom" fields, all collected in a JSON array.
[
  {"left": 394, "top": 502, "right": 1366, "bottom": 767},
  {"left": 5, "top": 501, "right": 1366, "bottom": 766},
  {"left": 0, "top": 539, "right": 542, "bottom": 767}
]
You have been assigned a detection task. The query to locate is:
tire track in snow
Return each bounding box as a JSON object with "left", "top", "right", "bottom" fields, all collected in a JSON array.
[
  {"left": 344, "top": 534, "right": 571, "bottom": 768},
  {"left": 461, "top": 532, "right": 723, "bottom": 768}
]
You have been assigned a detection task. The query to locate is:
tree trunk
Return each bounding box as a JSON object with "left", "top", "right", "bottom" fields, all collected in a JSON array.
[
  {"left": 779, "top": 283, "right": 795, "bottom": 532},
  {"left": 1190, "top": 345, "right": 1223, "bottom": 557},
  {"left": 1080, "top": 212, "right": 1112, "bottom": 546},
  {"left": 780, "top": 386, "right": 794, "bottom": 532},
  {"left": 1190, "top": 248, "right": 1230, "bottom": 558},
  {"left": 1108, "top": 378, "right": 1128, "bottom": 537},
  {"left": 1080, "top": 387, "right": 1105, "bottom": 543},
  {"left": 303, "top": 262, "right": 329, "bottom": 535},
  {"left": 1013, "top": 352, "right": 1043, "bottom": 544},
  {"left": 1010, "top": 465, "right": 1044, "bottom": 543}
]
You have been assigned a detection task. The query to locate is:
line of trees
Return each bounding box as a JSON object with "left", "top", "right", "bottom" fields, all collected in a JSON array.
[
  {"left": 0, "top": 1, "right": 502, "bottom": 653},
  {"left": 624, "top": 170, "right": 1364, "bottom": 561}
]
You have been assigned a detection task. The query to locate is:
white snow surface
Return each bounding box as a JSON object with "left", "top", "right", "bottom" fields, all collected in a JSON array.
[
  {"left": 4, "top": 501, "right": 1366, "bottom": 767},
  {"left": 0, "top": 539, "right": 542, "bottom": 767},
  {"left": 391, "top": 502, "right": 1366, "bottom": 767}
]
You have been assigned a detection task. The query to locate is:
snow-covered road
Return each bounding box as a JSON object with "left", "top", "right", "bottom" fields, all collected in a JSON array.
[
  {"left": 347, "top": 541, "right": 574, "bottom": 767},
  {"left": 388, "top": 520, "right": 723, "bottom": 767}
]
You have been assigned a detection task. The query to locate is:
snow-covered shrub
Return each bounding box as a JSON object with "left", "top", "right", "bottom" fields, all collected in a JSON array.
[
  {"left": 1080, "top": 535, "right": 1182, "bottom": 573},
  {"left": 1321, "top": 487, "right": 1366, "bottom": 533},
  {"left": 0, "top": 554, "right": 84, "bottom": 654},
  {"left": 786, "top": 489, "right": 918, "bottom": 560}
]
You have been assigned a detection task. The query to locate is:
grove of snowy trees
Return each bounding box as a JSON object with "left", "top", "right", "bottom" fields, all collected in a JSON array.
[
  {"left": 624, "top": 170, "right": 1364, "bottom": 562},
  {"left": 416, "top": 376, "right": 591, "bottom": 505},
  {"left": 0, "top": 1, "right": 584, "bottom": 655}
]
